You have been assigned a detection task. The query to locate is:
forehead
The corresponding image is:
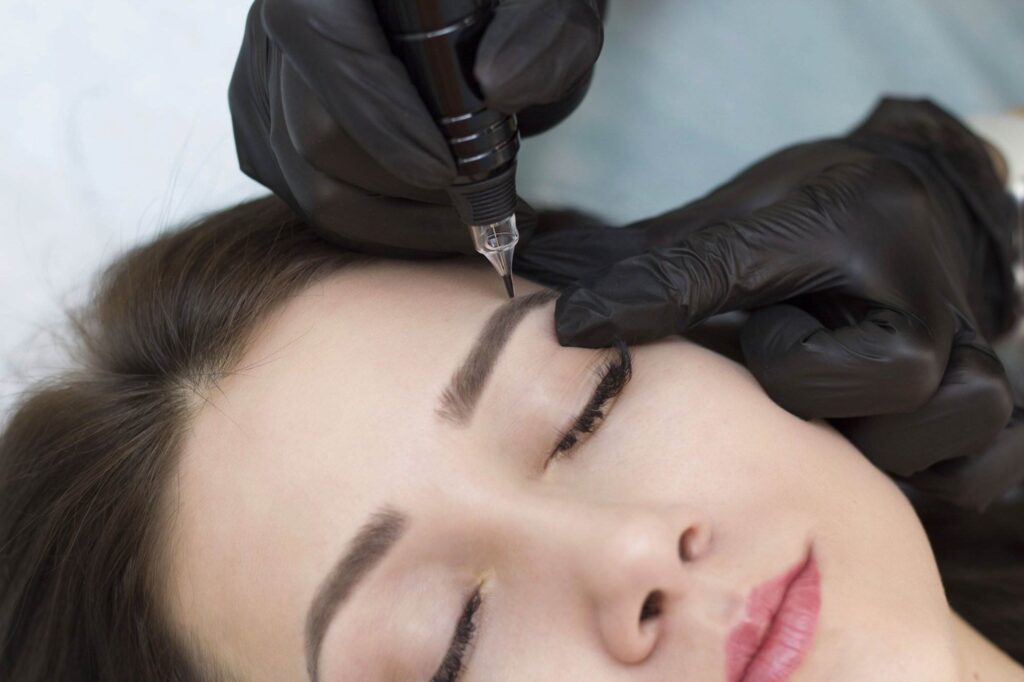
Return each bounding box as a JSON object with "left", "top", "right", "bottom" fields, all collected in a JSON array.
[
  {"left": 213, "top": 258, "right": 544, "bottom": 460},
  {"left": 164, "top": 259, "right": 546, "bottom": 679}
]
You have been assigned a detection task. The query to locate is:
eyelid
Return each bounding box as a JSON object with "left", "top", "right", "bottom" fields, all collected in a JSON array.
[
  {"left": 431, "top": 586, "right": 483, "bottom": 682},
  {"left": 547, "top": 340, "right": 632, "bottom": 464}
]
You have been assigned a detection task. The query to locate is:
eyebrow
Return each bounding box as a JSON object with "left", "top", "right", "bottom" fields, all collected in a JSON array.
[
  {"left": 304, "top": 289, "right": 558, "bottom": 680},
  {"left": 305, "top": 507, "right": 406, "bottom": 681},
  {"left": 437, "top": 289, "right": 558, "bottom": 424}
]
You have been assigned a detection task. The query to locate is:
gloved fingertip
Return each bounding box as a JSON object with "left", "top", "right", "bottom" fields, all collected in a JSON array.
[
  {"left": 555, "top": 288, "right": 618, "bottom": 348},
  {"left": 474, "top": 57, "right": 540, "bottom": 114}
]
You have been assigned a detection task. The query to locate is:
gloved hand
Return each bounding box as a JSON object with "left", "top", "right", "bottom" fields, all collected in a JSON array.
[
  {"left": 539, "top": 98, "right": 1024, "bottom": 510},
  {"left": 228, "top": 0, "right": 605, "bottom": 257}
]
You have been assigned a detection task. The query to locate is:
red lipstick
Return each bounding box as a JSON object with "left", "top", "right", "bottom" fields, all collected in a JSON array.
[{"left": 726, "top": 548, "right": 821, "bottom": 682}]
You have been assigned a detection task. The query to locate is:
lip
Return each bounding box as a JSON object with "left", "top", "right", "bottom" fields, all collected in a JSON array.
[{"left": 725, "top": 546, "right": 821, "bottom": 682}]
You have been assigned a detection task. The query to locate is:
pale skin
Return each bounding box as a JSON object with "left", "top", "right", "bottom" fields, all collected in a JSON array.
[{"left": 163, "top": 259, "right": 1024, "bottom": 681}]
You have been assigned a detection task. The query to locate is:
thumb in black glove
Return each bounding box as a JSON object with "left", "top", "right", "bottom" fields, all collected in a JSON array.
[
  {"left": 228, "top": 0, "right": 604, "bottom": 257},
  {"left": 548, "top": 98, "right": 1023, "bottom": 511}
]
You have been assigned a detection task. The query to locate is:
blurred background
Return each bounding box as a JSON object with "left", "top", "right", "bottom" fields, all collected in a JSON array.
[{"left": 3, "top": 0, "right": 1024, "bottom": 415}]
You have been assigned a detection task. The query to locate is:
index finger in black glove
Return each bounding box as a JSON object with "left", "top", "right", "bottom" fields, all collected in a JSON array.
[
  {"left": 558, "top": 158, "right": 967, "bottom": 412},
  {"left": 260, "top": 0, "right": 456, "bottom": 188},
  {"left": 269, "top": 59, "right": 538, "bottom": 255},
  {"left": 271, "top": 57, "right": 498, "bottom": 254}
]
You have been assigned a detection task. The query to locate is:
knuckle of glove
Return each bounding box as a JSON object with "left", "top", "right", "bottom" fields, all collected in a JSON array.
[
  {"left": 294, "top": 173, "right": 351, "bottom": 234},
  {"left": 676, "top": 223, "right": 747, "bottom": 308},
  {"left": 752, "top": 359, "right": 819, "bottom": 418},
  {"left": 885, "top": 334, "right": 946, "bottom": 410},
  {"left": 286, "top": 95, "right": 349, "bottom": 172},
  {"left": 957, "top": 352, "right": 1015, "bottom": 435},
  {"left": 478, "top": 0, "right": 603, "bottom": 110},
  {"left": 261, "top": 0, "right": 353, "bottom": 50},
  {"left": 549, "top": 1, "right": 605, "bottom": 85}
]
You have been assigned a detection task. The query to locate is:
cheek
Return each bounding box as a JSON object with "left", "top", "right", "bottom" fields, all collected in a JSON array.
[
  {"left": 558, "top": 345, "right": 853, "bottom": 512},
  {"left": 567, "top": 397, "right": 778, "bottom": 510},
  {"left": 466, "top": 582, "right": 619, "bottom": 681}
]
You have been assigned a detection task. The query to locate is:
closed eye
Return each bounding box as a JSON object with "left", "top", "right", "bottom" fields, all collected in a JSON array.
[
  {"left": 546, "top": 339, "right": 632, "bottom": 466},
  {"left": 431, "top": 587, "right": 483, "bottom": 682}
]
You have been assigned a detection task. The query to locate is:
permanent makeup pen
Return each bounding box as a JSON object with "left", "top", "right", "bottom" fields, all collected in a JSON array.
[{"left": 373, "top": 0, "right": 520, "bottom": 298}]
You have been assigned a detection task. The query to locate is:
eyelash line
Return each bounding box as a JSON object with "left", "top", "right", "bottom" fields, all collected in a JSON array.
[
  {"left": 431, "top": 587, "right": 483, "bottom": 682},
  {"left": 548, "top": 339, "right": 632, "bottom": 463}
]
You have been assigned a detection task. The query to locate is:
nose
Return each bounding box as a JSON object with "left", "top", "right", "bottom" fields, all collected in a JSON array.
[{"left": 585, "top": 506, "right": 712, "bottom": 664}]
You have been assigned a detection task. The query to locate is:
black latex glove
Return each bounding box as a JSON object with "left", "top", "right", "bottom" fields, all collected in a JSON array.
[
  {"left": 535, "top": 98, "right": 1023, "bottom": 510},
  {"left": 228, "top": 0, "right": 605, "bottom": 257}
]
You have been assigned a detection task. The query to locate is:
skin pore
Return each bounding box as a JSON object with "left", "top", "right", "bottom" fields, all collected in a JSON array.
[{"left": 163, "top": 258, "right": 1023, "bottom": 681}]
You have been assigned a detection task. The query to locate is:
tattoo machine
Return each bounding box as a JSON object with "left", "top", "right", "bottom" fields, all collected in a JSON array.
[{"left": 373, "top": 0, "right": 521, "bottom": 298}]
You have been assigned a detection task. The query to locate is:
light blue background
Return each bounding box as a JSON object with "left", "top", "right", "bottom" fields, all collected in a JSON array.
[
  {"left": 518, "top": 0, "right": 1024, "bottom": 222},
  {"left": 3, "top": 0, "right": 1024, "bottom": 412}
]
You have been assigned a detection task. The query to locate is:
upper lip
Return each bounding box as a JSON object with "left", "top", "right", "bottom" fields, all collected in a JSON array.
[{"left": 725, "top": 545, "right": 814, "bottom": 682}]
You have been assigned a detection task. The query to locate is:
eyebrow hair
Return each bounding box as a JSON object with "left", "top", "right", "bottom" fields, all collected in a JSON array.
[
  {"left": 303, "top": 289, "right": 557, "bottom": 679},
  {"left": 305, "top": 507, "right": 406, "bottom": 682},
  {"left": 437, "top": 289, "right": 558, "bottom": 424}
]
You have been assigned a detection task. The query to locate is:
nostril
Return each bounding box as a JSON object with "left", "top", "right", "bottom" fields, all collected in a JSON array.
[
  {"left": 639, "top": 590, "right": 663, "bottom": 621},
  {"left": 678, "top": 525, "right": 709, "bottom": 561}
]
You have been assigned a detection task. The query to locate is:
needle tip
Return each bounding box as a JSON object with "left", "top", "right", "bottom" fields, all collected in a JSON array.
[{"left": 503, "top": 273, "right": 515, "bottom": 298}]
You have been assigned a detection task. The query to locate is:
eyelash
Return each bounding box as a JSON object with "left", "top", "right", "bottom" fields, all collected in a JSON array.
[
  {"left": 548, "top": 339, "right": 632, "bottom": 465},
  {"left": 431, "top": 587, "right": 483, "bottom": 682},
  {"left": 430, "top": 341, "right": 631, "bottom": 681}
]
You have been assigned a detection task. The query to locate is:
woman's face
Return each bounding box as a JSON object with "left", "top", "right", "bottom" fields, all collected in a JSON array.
[{"left": 165, "top": 260, "right": 958, "bottom": 681}]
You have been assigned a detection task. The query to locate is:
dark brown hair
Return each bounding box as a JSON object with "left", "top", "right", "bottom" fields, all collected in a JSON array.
[
  {"left": 1, "top": 196, "right": 1021, "bottom": 680},
  {"left": 909, "top": 484, "right": 1024, "bottom": 662},
  {"left": 0, "top": 196, "right": 364, "bottom": 681}
]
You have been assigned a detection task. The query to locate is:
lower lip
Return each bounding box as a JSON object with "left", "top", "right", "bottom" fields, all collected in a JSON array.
[{"left": 725, "top": 548, "right": 821, "bottom": 682}]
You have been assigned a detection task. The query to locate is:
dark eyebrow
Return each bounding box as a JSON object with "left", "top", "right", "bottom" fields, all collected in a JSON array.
[
  {"left": 437, "top": 289, "right": 558, "bottom": 424},
  {"left": 305, "top": 506, "right": 406, "bottom": 682},
  {"left": 303, "top": 290, "right": 557, "bottom": 678}
]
